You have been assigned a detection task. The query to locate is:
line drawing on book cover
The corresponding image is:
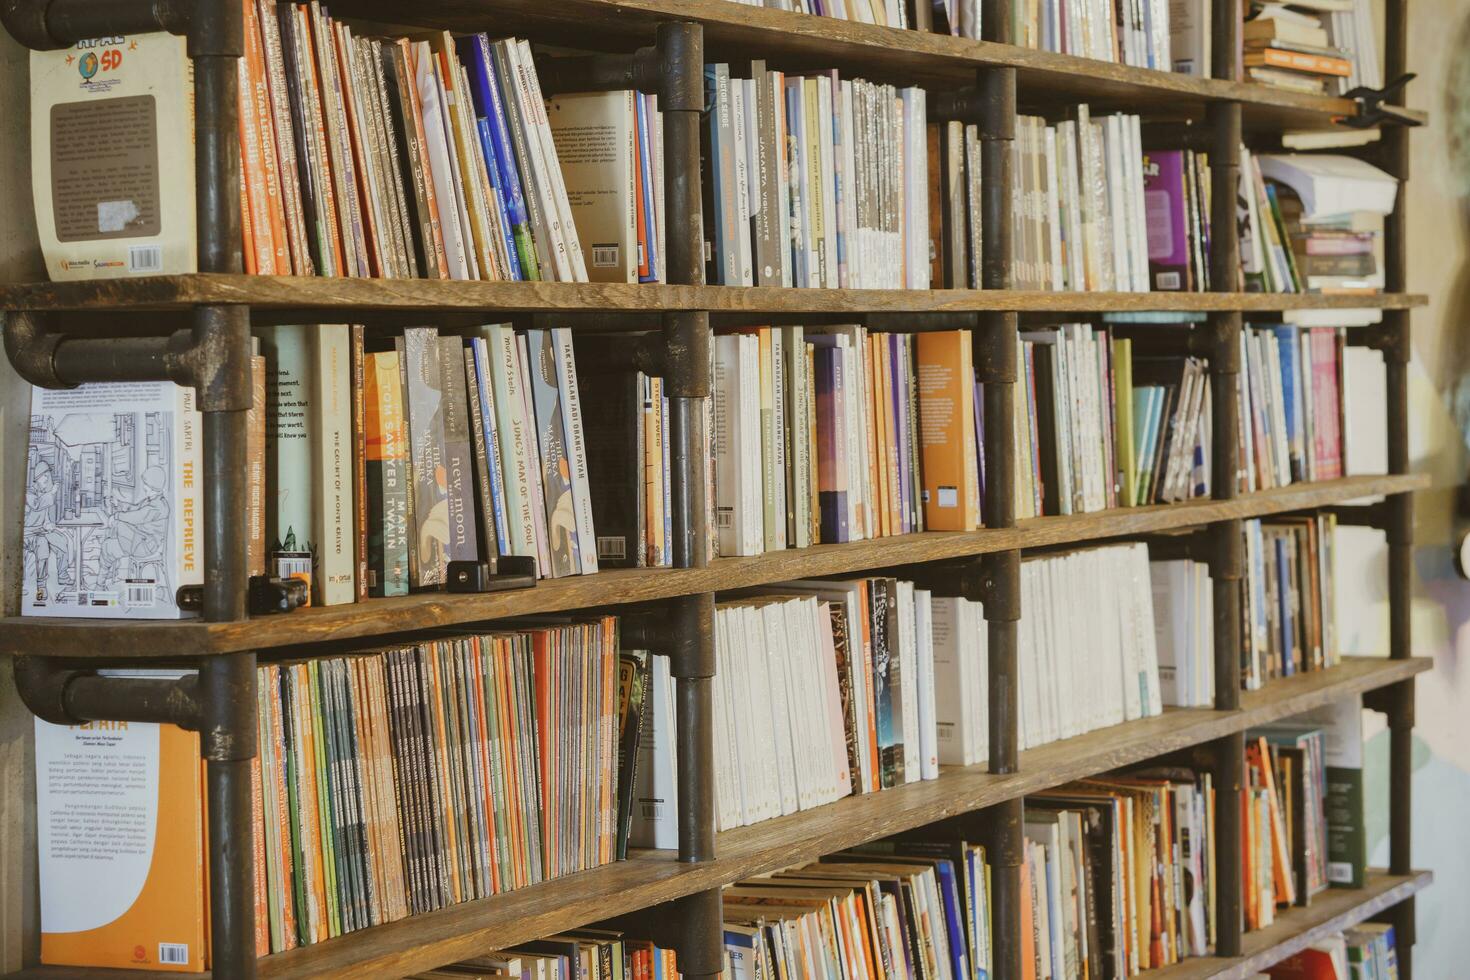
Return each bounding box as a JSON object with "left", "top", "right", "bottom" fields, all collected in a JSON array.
[{"left": 25, "top": 408, "right": 173, "bottom": 610}]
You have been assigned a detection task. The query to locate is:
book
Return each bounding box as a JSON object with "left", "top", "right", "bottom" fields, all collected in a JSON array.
[
  {"left": 23, "top": 381, "right": 202, "bottom": 619},
  {"left": 546, "top": 91, "right": 640, "bottom": 283},
  {"left": 915, "top": 330, "right": 980, "bottom": 531},
  {"left": 402, "top": 326, "right": 449, "bottom": 586},
  {"left": 36, "top": 710, "right": 207, "bottom": 970},
  {"left": 310, "top": 324, "right": 356, "bottom": 606},
  {"left": 364, "top": 350, "right": 411, "bottom": 596},
  {"left": 524, "top": 329, "right": 581, "bottom": 577},
  {"left": 437, "top": 335, "right": 480, "bottom": 564},
  {"left": 30, "top": 33, "right": 196, "bottom": 279}
]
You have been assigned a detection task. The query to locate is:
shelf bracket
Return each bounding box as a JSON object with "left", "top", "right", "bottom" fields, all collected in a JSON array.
[{"left": 13, "top": 656, "right": 204, "bottom": 730}]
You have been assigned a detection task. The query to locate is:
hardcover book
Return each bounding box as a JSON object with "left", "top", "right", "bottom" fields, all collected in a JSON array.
[
  {"left": 403, "top": 326, "right": 450, "bottom": 586},
  {"left": 23, "top": 381, "right": 202, "bottom": 619},
  {"left": 525, "top": 329, "right": 580, "bottom": 577}
]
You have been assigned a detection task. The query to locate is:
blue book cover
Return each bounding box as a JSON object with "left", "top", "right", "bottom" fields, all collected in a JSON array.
[
  {"left": 932, "top": 859, "right": 972, "bottom": 980},
  {"left": 458, "top": 34, "right": 540, "bottom": 280},
  {"left": 1273, "top": 325, "right": 1305, "bottom": 481},
  {"left": 476, "top": 117, "right": 523, "bottom": 281},
  {"left": 784, "top": 79, "right": 809, "bottom": 287},
  {"left": 1276, "top": 534, "right": 1295, "bottom": 676},
  {"left": 635, "top": 92, "right": 660, "bottom": 283}
]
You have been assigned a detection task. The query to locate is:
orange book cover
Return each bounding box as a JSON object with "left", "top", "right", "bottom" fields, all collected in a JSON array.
[
  {"left": 1242, "top": 783, "right": 1258, "bottom": 930},
  {"left": 1243, "top": 47, "right": 1352, "bottom": 77},
  {"left": 916, "top": 330, "right": 979, "bottom": 531},
  {"left": 262, "top": 665, "right": 298, "bottom": 949},
  {"left": 1251, "top": 737, "right": 1298, "bottom": 905},
  {"left": 1019, "top": 842, "right": 1037, "bottom": 980},
  {"left": 243, "top": 0, "right": 290, "bottom": 274},
  {"left": 37, "top": 718, "right": 206, "bottom": 972},
  {"left": 250, "top": 754, "right": 268, "bottom": 956},
  {"left": 239, "top": 161, "right": 258, "bottom": 275},
  {"left": 236, "top": 35, "right": 276, "bottom": 276}
]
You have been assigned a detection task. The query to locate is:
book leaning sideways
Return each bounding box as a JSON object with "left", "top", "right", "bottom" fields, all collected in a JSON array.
[
  {"left": 36, "top": 676, "right": 206, "bottom": 971},
  {"left": 23, "top": 382, "right": 203, "bottom": 618},
  {"left": 31, "top": 32, "right": 195, "bottom": 279}
]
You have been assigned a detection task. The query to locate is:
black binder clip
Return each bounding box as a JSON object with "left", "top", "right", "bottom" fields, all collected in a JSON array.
[
  {"left": 1339, "top": 73, "right": 1423, "bottom": 129},
  {"left": 446, "top": 555, "right": 538, "bottom": 594}
]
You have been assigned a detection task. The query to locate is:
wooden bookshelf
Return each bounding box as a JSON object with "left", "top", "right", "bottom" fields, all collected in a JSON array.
[
  {"left": 0, "top": 274, "right": 1429, "bottom": 315},
  {"left": 1149, "top": 870, "right": 1434, "bottom": 980},
  {"left": 0, "top": 473, "right": 1426, "bottom": 659},
  {"left": 0, "top": 656, "right": 1429, "bottom": 980},
  {"left": 0, "top": 0, "right": 1428, "bottom": 975}
]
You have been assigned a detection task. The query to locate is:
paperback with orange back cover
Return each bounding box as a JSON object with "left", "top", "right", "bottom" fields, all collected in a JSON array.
[{"left": 36, "top": 718, "right": 206, "bottom": 972}]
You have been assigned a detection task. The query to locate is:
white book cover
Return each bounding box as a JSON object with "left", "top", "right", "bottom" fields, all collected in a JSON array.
[
  {"left": 513, "top": 39, "right": 588, "bottom": 281},
  {"left": 913, "top": 588, "right": 939, "bottom": 780},
  {"left": 742, "top": 334, "right": 764, "bottom": 554},
  {"left": 816, "top": 75, "right": 839, "bottom": 289},
  {"left": 628, "top": 653, "right": 679, "bottom": 849},
  {"left": 477, "top": 325, "right": 539, "bottom": 562},
  {"left": 553, "top": 327, "right": 599, "bottom": 574},
  {"left": 544, "top": 91, "right": 638, "bottom": 283},
  {"left": 413, "top": 42, "right": 472, "bottom": 280},
  {"left": 725, "top": 607, "right": 758, "bottom": 825},
  {"left": 24, "top": 381, "right": 201, "bottom": 619},
  {"left": 814, "top": 598, "right": 854, "bottom": 796},
  {"left": 769, "top": 329, "right": 789, "bottom": 551},
  {"left": 930, "top": 596, "right": 976, "bottom": 766},
  {"left": 896, "top": 581, "right": 921, "bottom": 783},
  {"left": 31, "top": 33, "right": 195, "bottom": 280},
  {"left": 731, "top": 79, "right": 754, "bottom": 287},
  {"left": 712, "top": 611, "right": 740, "bottom": 830},
  {"left": 901, "top": 87, "right": 929, "bottom": 289},
  {"left": 515, "top": 333, "right": 553, "bottom": 574},
  {"left": 311, "top": 324, "right": 356, "bottom": 605}
]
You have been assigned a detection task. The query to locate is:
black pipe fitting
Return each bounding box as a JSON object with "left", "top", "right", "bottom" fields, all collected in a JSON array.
[
  {"left": 974, "top": 313, "right": 1018, "bottom": 384},
  {"left": 663, "top": 311, "right": 711, "bottom": 399},
  {"left": 980, "top": 551, "right": 1021, "bottom": 622},
  {"left": 199, "top": 653, "right": 257, "bottom": 762},
  {"left": 538, "top": 45, "right": 663, "bottom": 97},
  {"left": 1, "top": 0, "right": 189, "bottom": 51},
  {"left": 655, "top": 23, "right": 703, "bottom": 113},
  {"left": 13, "top": 656, "right": 204, "bottom": 729}
]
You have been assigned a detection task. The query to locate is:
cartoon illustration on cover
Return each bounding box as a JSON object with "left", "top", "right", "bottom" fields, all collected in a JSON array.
[{"left": 24, "top": 408, "right": 174, "bottom": 613}]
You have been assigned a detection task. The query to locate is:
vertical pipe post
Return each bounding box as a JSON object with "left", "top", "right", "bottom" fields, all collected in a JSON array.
[
  {"left": 191, "top": 3, "right": 256, "bottom": 978},
  {"left": 1381, "top": 0, "right": 1415, "bottom": 973},
  {"left": 975, "top": 0, "right": 1022, "bottom": 954},
  {"left": 656, "top": 23, "right": 722, "bottom": 980},
  {"left": 1206, "top": 11, "right": 1246, "bottom": 946}
]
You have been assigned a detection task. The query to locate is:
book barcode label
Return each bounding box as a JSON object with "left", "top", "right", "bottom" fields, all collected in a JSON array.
[
  {"left": 129, "top": 245, "right": 163, "bottom": 272},
  {"left": 591, "top": 244, "right": 620, "bottom": 268},
  {"left": 639, "top": 802, "right": 664, "bottom": 819},
  {"left": 1156, "top": 271, "right": 1182, "bottom": 290},
  {"left": 158, "top": 943, "right": 189, "bottom": 965},
  {"left": 716, "top": 509, "right": 734, "bottom": 528},
  {"left": 597, "top": 536, "right": 627, "bottom": 561},
  {"left": 1327, "top": 862, "right": 1353, "bottom": 884},
  {"left": 125, "top": 579, "right": 156, "bottom": 608}
]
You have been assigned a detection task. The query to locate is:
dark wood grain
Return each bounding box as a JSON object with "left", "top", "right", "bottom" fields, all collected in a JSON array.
[
  {"left": 0, "top": 657, "right": 1428, "bottom": 980},
  {"left": 325, "top": 0, "right": 1426, "bottom": 132},
  {"left": 0, "top": 274, "right": 1431, "bottom": 316},
  {"left": 0, "top": 474, "right": 1426, "bottom": 659},
  {"left": 1147, "top": 870, "right": 1432, "bottom": 979}
]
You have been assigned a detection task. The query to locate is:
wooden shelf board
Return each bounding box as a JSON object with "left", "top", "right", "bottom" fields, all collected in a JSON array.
[
  {"left": 1, "top": 657, "right": 1426, "bottom": 980},
  {"left": 326, "top": 0, "right": 1425, "bottom": 132},
  {"left": 1148, "top": 869, "right": 1432, "bottom": 979},
  {"left": 1, "top": 473, "right": 1424, "bottom": 659},
  {"left": 0, "top": 274, "right": 1430, "bottom": 315}
]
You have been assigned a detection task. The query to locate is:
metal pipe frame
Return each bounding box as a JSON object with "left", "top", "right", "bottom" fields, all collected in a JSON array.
[{"left": 0, "top": 0, "right": 259, "bottom": 976}]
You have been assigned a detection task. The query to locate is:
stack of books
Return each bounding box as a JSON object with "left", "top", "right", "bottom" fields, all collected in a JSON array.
[
  {"left": 1025, "top": 771, "right": 1216, "bottom": 974},
  {"left": 1243, "top": 4, "right": 1355, "bottom": 95}
]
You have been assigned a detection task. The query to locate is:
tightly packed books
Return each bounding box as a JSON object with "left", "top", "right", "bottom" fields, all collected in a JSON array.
[
  {"left": 1237, "top": 325, "right": 1346, "bottom": 492},
  {"left": 1024, "top": 771, "right": 1216, "bottom": 975},
  {"left": 1149, "top": 557, "right": 1217, "bottom": 709},
  {"left": 1243, "top": 0, "right": 1382, "bottom": 96},
  {"left": 1241, "top": 515, "right": 1340, "bottom": 689},
  {"left": 249, "top": 618, "right": 635, "bottom": 954},
  {"left": 1265, "top": 923, "right": 1399, "bottom": 978},
  {"left": 411, "top": 938, "right": 680, "bottom": 980},
  {"left": 705, "top": 63, "right": 931, "bottom": 290},
  {"left": 1016, "top": 0, "right": 1175, "bottom": 69},
  {"left": 264, "top": 323, "right": 598, "bottom": 607}
]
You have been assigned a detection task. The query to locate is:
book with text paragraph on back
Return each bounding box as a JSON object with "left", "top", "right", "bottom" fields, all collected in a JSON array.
[
  {"left": 23, "top": 382, "right": 201, "bottom": 619},
  {"left": 37, "top": 712, "right": 206, "bottom": 970},
  {"left": 31, "top": 33, "right": 196, "bottom": 280}
]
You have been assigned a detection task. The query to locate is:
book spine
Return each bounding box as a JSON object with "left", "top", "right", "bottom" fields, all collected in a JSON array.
[
  {"left": 311, "top": 325, "right": 356, "bottom": 606},
  {"left": 463, "top": 345, "right": 501, "bottom": 560},
  {"left": 525, "top": 330, "right": 579, "bottom": 577},
  {"left": 350, "top": 327, "right": 369, "bottom": 601},
  {"left": 403, "top": 326, "right": 448, "bottom": 586},
  {"left": 437, "top": 335, "right": 480, "bottom": 563},
  {"left": 364, "top": 352, "right": 409, "bottom": 596}
]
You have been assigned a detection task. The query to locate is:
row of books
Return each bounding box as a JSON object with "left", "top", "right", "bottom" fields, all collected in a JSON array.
[
  {"left": 705, "top": 63, "right": 930, "bottom": 290},
  {"left": 1266, "top": 924, "right": 1400, "bottom": 979},
  {"left": 1023, "top": 772, "right": 1216, "bottom": 976},
  {"left": 1238, "top": 325, "right": 1346, "bottom": 493},
  {"left": 1243, "top": 514, "right": 1339, "bottom": 689},
  {"left": 1015, "top": 0, "right": 1175, "bottom": 69},
  {"left": 411, "top": 937, "right": 680, "bottom": 980},
  {"left": 249, "top": 619, "right": 632, "bottom": 954}
]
